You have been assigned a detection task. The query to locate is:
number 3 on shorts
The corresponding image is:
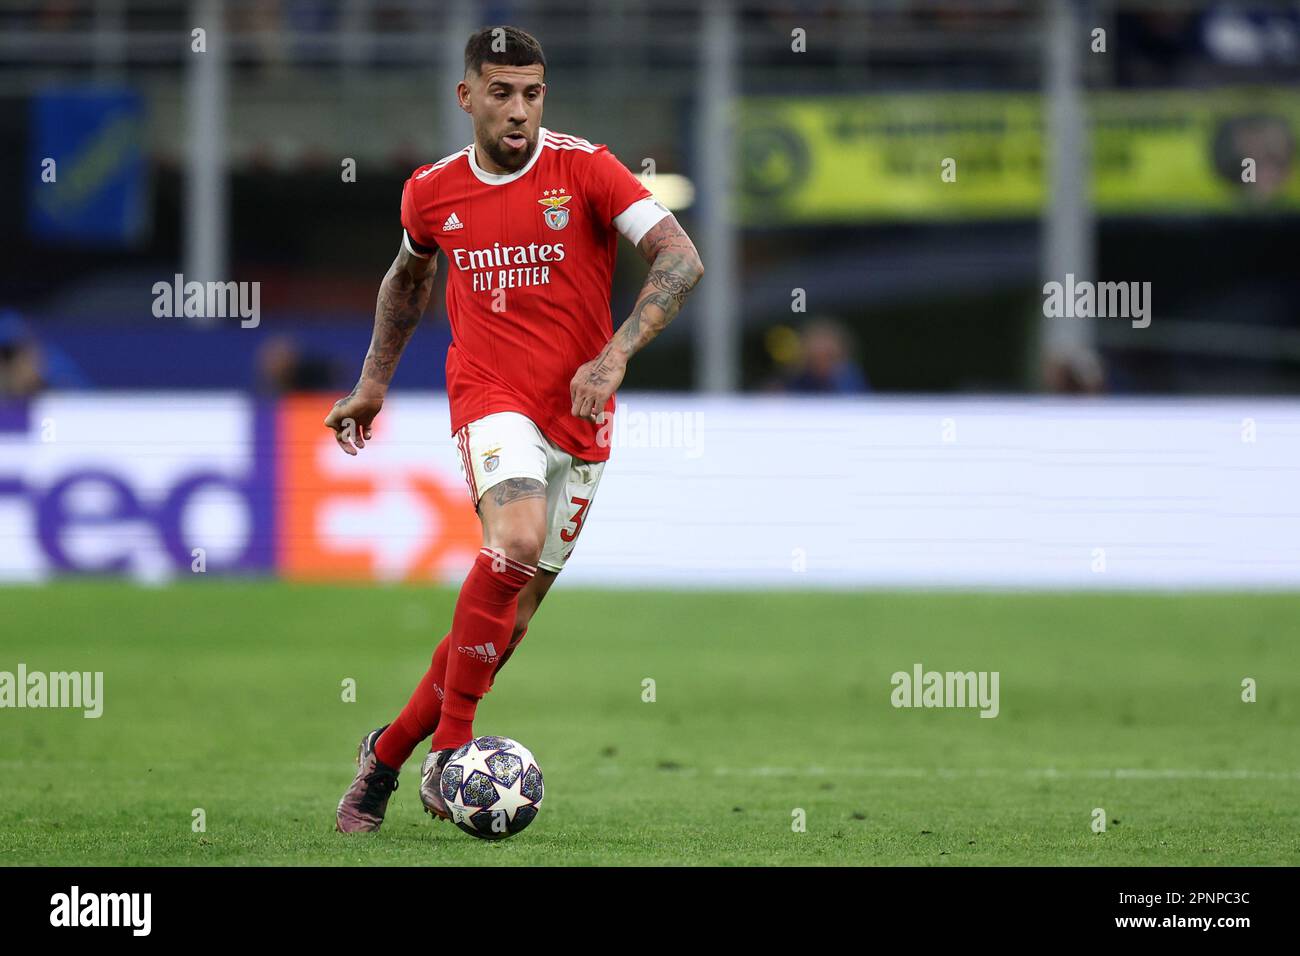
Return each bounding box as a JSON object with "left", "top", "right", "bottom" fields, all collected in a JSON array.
[{"left": 560, "top": 496, "right": 591, "bottom": 543}]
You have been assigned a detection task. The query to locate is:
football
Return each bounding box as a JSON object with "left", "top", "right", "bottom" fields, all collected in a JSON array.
[{"left": 440, "top": 735, "right": 544, "bottom": 840}]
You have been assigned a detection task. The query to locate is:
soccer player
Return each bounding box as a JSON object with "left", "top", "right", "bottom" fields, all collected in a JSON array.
[{"left": 330, "top": 26, "right": 703, "bottom": 833}]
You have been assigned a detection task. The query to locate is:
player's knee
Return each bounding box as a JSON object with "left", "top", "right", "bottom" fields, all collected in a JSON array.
[{"left": 490, "top": 528, "right": 544, "bottom": 568}]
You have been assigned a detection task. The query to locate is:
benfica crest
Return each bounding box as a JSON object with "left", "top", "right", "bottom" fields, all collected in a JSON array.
[{"left": 538, "top": 189, "right": 571, "bottom": 230}]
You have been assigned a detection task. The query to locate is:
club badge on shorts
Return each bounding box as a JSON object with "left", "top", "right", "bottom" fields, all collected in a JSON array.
[
  {"left": 482, "top": 446, "right": 501, "bottom": 473},
  {"left": 538, "top": 188, "right": 571, "bottom": 231}
]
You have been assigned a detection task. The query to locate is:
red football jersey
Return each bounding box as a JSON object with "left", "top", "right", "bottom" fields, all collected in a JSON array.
[{"left": 400, "top": 128, "right": 669, "bottom": 462}]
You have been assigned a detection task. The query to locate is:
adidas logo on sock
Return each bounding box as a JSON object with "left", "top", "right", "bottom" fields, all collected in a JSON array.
[
  {"left": 457, "top": 641, "right": 498, "bottom": 663},
  {"left": 443, "top": 212, "right": 464, "bottom": 231}
]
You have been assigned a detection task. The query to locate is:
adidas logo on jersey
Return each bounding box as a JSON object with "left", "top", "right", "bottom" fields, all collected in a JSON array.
[
  {"left": 457, "top": 641, "right": 499, "bottom": 663},
  {"left": 443, "top": 212, "right": 464, "bottom": 232}
]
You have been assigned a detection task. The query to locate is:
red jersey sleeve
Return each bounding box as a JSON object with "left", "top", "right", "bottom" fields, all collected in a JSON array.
[
  {"left": 400, "top": 166, "right": 438, "bottom": 255},
  {"left": 584, "top": 147, "right": 653, "bottom": 229}
]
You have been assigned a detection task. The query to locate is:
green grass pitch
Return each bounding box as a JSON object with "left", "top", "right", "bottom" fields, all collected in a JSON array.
[{"left": 1, "top": 583, "right": 1297, "bottom": 866}]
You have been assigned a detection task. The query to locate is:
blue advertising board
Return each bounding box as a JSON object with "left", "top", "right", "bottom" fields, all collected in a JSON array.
[{"left": 28, "top": 87, "right": 148, "bottom": 245}]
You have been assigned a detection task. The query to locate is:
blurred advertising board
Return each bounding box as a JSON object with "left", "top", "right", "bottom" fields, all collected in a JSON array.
[
  {"left": 740, "top": 88, "right": 1300, "bottom": 223},
  {"left": 1, "top": 394, "right": 1298, "bottom": 589},
  {"left": 28, "top": 88, "right": 149, "bottom": 245}
]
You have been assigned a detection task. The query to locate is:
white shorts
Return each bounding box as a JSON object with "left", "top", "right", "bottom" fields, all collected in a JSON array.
[{"left": 453, "top": 411, "right": 606, "bottom": 573}]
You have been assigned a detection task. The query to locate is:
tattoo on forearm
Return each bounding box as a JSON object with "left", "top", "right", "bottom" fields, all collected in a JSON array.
[
  {"left": 647, "top": 268, "right": 694, "bottom": 305},
  {"left": 491, "top": 477, "right": 546, "bottom": 506},
  {"left": 361, "top": 249, "right": 434, "bottom": 387},
  {"left": 612, "top": 216, "right": 703, "bottom": 359}
]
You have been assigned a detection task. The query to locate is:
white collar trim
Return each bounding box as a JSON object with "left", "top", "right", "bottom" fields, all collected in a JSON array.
[{"left": 467, "top": 128, "right": 548, "bottom": 185}]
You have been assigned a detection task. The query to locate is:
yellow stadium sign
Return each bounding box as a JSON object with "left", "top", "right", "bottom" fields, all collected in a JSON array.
[{"left": 739, "top": 89, "right": 1300, "bottom": 223}]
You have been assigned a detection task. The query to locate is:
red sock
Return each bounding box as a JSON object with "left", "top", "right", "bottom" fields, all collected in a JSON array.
[
  {"left": 374, "top": 633, "right": 451, "bottom": 768},
  {"left": 429, "top": 548, "right": 535, "bottom": 752}
]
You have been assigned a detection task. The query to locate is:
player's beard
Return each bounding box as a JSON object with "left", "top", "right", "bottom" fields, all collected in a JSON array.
[{"left": 480, "top": 126, "right": 535, "bottom": 172}]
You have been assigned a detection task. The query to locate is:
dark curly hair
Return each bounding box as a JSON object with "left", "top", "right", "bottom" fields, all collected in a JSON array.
[{"left": 464, "top": 26, "right": 546, "bottom": 79}]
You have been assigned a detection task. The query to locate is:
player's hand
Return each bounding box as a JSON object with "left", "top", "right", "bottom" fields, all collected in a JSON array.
[
  {"left": 324, "top": 382, "right": 385, "bottom": 456},
  {"left": 570, "top": 346, "right": 626, "bottom": 423}
]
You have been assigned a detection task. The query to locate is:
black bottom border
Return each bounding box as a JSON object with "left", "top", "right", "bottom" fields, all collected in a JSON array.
[{"left": 0, "top": 865, "right": 1287, "bottom": 940}]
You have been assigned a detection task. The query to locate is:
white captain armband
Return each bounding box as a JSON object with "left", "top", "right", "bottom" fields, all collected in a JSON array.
[{"left": 612, "top": 197, "right": 671, "bottom": 246}]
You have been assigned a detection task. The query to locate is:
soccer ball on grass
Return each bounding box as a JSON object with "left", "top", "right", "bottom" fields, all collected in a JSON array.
[{"left": 440, "top": 735, "right": 544, "bottom": 840}]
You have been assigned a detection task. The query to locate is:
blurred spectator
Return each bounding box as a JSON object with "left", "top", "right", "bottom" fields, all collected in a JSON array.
[
  {"left": 0, "top": 311, "right": 88, "bottom": 397},
  {"left": 256, "top": 335, "right": 340, "bottom": 393},
  {"left": 1212, "top": 114, "right": 1297, "bottom": 201},
  {"left": 1042, "top": 347, "right": 1106, "bottom": 395},
  {"left": 765, "top": 317, "right": 869, "bottom": 394}
]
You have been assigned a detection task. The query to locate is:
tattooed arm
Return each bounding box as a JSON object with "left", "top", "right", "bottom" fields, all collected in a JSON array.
[
  {"left": 324, "top": 239, "right": 437, "bottom": 455},
  {"left": 570, "top": 214, "right": 704, "bottom": 422}
]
